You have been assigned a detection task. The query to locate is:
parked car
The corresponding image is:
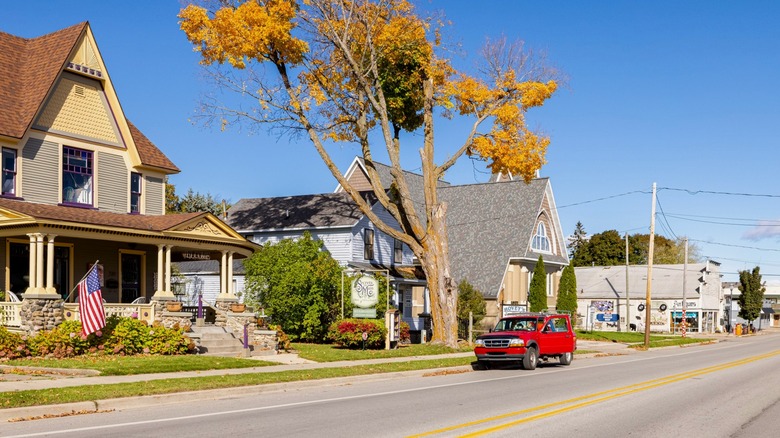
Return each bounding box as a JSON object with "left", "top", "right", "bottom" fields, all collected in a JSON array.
[{"left": 474, "top": 312, "right": 577, "bottom": 370}]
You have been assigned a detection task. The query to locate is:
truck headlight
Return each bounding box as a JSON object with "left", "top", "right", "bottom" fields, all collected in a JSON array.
[
  {"left": 508, "top": 339, "right": 525, "bottom": 347},
  {"left": 475, "top": 339, "right": 485, "bottom": 346}
]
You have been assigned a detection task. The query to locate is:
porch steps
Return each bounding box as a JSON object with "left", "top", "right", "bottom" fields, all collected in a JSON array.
[{"left": 188, "top": 325, "right": 247, "bottom": 357}]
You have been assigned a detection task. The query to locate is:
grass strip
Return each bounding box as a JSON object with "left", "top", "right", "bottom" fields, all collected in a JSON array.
[
  {"left": 5, "top": 355, "right": 270, "bottom": 376},
  {"left": 293, "top": 343, "right": 472, "bottom": 362},
  {"left": 0, "top": 357, "right": 474, "bottom": 410}
]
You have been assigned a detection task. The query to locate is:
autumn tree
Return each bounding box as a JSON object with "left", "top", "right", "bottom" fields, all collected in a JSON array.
[
  {"left": 738, "top": 266, "right": 765, "bottom": 326},
  {"left": 179, "top": 0, "right": 558, "bottom": 347}
]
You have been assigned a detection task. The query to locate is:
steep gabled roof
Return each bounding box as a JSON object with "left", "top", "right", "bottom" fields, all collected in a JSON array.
[
  {"left": 227, "top": 192, "right": 368, "bottom": 232},
  {"left": 441, "top": 178, "right": 569, "bottom": 299},
  {"left": 0, "top": 23, "right": 85, "bottom": 139},
  {"left": 0, "top": 23, "right": 178, "bottom": 173}
]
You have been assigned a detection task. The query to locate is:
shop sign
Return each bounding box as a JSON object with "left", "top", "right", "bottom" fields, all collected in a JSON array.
[
  {"left": 351, "top": 275, "right": 379, "bottom": 308},
  {"left": 503, "top": 305, "right": 527, "bottom": 316},
  {"left": 353, "top": 307, "right": 377, "bottom": 318}
]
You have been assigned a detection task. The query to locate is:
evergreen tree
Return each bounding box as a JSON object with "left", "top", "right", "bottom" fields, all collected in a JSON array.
[
  {"left": 738, "top": 266, "right": 765, "bottom": 325},
  {"left": 566, "top": 221, "right": 588, "bottom": 259},
  {"left": 457, "top": 280, "right": 486, "bottom": 340},
  {"left": 529, "top": 256, "right": 548, "bottom": 312},
  {"left": 556, "top": 264, "right": 578, "bottom": 324}
]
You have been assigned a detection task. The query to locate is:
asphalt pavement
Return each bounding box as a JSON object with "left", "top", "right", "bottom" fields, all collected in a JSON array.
[{"left": 0, "top": 334, "right": 739, "bottom": 422}]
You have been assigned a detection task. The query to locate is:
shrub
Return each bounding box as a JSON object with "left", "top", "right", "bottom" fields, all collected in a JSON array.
[
  {"left": 0, "top": 326, "right": 29, "bottom": 359},
  {"left": 399, "top": 321, "right": 411, "bottom": 344},
  {"left": 27, "top": 320, "right": 94, "bottom": 358},
  {"left": 147, "top": 323, "right": 195, "bottom": 355},
  {"left": 327, "top": 318, "right": 387, "bottom": 349},
  {"left": 105, "top": 318, "right": 151, "bottom": 355},
  {"left": 269, "top": 324, "right": 291, "bottom": 351}
]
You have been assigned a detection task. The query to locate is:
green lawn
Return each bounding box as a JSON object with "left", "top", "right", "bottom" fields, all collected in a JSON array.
[
  {"left": 4, "top": 355, "right": 271, "bottom": 376},
  {"left": 576, "top": 330, "right": 713, "bottom": 348},
  {"left": 0, "top": 357, "right": 474, "bottom": 410},
  {"left": 292, "top": 342, "right": 472, "bottom": 362}
]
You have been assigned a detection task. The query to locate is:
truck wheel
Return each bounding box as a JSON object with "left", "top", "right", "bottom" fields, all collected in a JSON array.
[
  {"left": 522, "top": 347, "right": 538, "bottom": 370},
  {"left": 477, "top": 360, "right": 491, "bottom": 370},
  {"left": 560, "top": 352, "right": 573, "bottom": 366}
]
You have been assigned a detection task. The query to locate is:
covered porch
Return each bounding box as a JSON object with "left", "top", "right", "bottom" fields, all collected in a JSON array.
[{"left": 0, "top": 200, "right": 258, "bottom": 335}]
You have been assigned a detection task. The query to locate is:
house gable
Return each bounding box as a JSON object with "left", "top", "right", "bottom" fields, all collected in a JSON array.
[
  {"left": 168, "top": 214, "right": 246, "bottom": 240},
  {"left": 34, "top": 72, "right": 123, "bottom": 146}
]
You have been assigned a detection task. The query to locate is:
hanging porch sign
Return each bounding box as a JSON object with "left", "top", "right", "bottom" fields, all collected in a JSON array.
[{"left": 351, "top": 275, "right": 379, "bottom": 309}]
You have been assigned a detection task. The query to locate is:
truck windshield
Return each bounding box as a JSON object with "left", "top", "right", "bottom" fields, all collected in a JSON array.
[{"left": 495, "top": 318, "right": 536, "bottom": 331}]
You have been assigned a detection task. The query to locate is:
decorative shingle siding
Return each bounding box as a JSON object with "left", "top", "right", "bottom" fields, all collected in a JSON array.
[
  {"left": 21, "top": 138, "right": 59, "bottom": 205},
  {"left": 145, "top": 176, "right": 163, "bottom": 215},
  {"left": 97, "top": 152, "right": 127, "bottom": 213}
]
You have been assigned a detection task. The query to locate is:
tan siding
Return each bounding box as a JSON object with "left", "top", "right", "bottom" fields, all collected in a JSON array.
[
  {"left": 21, "top": 138, "right": 59, "bottom": 205},
  {"left": 145, "top": 176, "right": 164, "bottom": 215},
  {"left": 347, "top": 168, "right": 372, "bottom": 191},
  {"left": 97, "top": 152, "right": 127, "bottom": 213},
  {"left": 539, "top": 194, "right": 556, "bottom": 255},
  {"left": 34, "top": 74, "right": 121, "bottom": 145}
]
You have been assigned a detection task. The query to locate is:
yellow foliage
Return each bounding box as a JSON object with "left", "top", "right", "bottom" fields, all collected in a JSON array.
[{"left": 179, "top": 0, "right": 308, "bottom": 68}]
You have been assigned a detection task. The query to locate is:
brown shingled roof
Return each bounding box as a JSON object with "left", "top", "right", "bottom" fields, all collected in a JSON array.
[
  {"left": 127, "top": 120, "right": 179, "bottom": 173},
  {"left": 0, "top": 23, "right": 179, "bottom": 173},
  {"left": 0, "top": 197, "right": 201, "bottom": 232},
  {"left": 0, "top": 23, "right": 85, "bottom": 139}
]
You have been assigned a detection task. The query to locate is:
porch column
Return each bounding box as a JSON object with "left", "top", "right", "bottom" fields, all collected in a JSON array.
[
  {"left": 35, "top": 233, "right": 45, "bottom": 292},
  {"left": 46, "top": 235, "right": 57, "bottom": 294},
  {"left": 25, "top": 233, "right": 36, "bottom": 294},
  {"left": 156, "top": 245, "right": 164, "bottom": 294},
  {"left": 227, "top": 251, "right": 234, "bottom": 298},
  {"left": 216, "top": 250, "right": 233, "bottom": 301},
  {"left": 165, "top": 245, "right": 173, "bottom": 293},
  {"left": 151, "top": 244, "right": 175, "bottom": 300}
]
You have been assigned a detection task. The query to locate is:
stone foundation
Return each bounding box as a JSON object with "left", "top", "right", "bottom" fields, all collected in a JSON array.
[
  {"left": 19, "top": 298, "right": 64, "bottom": 334},
  {"left": 251, "top": 329, "right": 278, "bottom": 354},
  {"left": 159, "top": 312, "right": 192, "bottom": 331}
]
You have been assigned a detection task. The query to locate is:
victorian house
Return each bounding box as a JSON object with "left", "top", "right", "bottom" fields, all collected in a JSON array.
[{"left": 0, "top": 23, "right": 256, "bottom": 333}]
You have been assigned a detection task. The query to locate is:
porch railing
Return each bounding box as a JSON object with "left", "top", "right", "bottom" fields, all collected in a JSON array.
[
  {"left": 63, "top": 303, "right": 155, "bottom": 325},
  {"left": 1, "top": 302, "right": 22, "bottom": 327}
]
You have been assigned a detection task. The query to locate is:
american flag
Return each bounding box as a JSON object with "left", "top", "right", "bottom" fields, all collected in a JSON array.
[{"left": 78, "top": 266, "right": 105, "bottom": 336}]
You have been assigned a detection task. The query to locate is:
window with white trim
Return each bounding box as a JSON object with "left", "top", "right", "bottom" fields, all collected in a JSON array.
[
  {"left": 394, "top": 239, "right": 403, "bottom": 264},
  {"left": 130, "top": 172, "right": 142, "bottom": 213},
  {"left": 62, "top": 146, "right": 93, "bottom": 206},
  {"left": 531, "top": 222, "right": 550, "bottom": 252},
  {"left": 364, "top": 228, "right": 374, "bottom": 260},
  {"left": 2, "top": 148, "right": 17, "bottom": 196}
]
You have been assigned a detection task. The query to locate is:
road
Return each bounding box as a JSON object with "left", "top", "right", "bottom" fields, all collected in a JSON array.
[{"left": 4, "top": 333, "right": 779, "bottom": 437}]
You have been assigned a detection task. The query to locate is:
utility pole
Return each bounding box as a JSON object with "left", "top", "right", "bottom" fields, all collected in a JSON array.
[
  {"left": 682, "top": 237, "right": 688, "bottom": 337},
  {"left": 644, "top": 183, "right": 656, "bottom": 348},
  {"left": 625, "top": 232, "right": 630, "bottom": 332}
]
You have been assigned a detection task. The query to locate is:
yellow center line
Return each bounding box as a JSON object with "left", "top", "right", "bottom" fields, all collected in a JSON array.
[{"left": 409, "top": 350, "right": 780, "bottom": 438}]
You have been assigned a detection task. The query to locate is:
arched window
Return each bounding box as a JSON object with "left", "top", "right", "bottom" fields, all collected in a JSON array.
[{"left": 532, "top": 222, "right": 550, "bottom": 252}]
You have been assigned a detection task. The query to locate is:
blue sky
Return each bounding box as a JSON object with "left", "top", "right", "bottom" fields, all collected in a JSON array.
[{"left": 4, "top": 1, "right": 780, "bottom": 282}]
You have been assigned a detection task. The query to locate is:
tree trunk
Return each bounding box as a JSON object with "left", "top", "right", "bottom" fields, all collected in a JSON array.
[{"left": 417, "top": 202, "right": 458, "bottom": 348}]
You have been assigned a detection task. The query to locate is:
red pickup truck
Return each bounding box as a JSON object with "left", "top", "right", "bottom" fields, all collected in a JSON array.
[{"left": 474, "top": 312, "right": 577, "bottom": 370}]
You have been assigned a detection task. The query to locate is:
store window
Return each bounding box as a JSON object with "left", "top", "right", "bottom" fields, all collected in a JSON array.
[
  {"left": 532, "top": 222, "right": 550, "bottom": 252},
  {"left": 394, "top": 239, "right": 403, "bottom": 264},
  {"left": 364, "top": 228, "right": 374, "bottom": 260}
]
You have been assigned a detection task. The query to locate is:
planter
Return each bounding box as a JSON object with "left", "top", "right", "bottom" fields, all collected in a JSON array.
[
  {"left": 230, "top": 303, "right": 246, "bottom": 313},
  {"left": 166, "top": 301, "right": 183, "bottom": 312}
]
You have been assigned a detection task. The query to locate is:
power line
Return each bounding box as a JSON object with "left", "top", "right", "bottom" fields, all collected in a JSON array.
[
  {"left": 660, "top": 187, "right": 780, "bottom": 198},
  {"left": 689, "top": 239, "right": 780, "bottom": 252},
  {"left": 557, "top": 190, "right": 650, "bottom": 209}
]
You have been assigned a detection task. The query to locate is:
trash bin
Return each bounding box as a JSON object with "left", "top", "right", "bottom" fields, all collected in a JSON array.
[{"left": 736, "top": 324, "right": 742, "bottom": 336}]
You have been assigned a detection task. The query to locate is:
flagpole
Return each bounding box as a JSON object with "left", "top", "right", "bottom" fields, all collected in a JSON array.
[{"left": 64, "top": 259, "right": 100, "bottom": 302}]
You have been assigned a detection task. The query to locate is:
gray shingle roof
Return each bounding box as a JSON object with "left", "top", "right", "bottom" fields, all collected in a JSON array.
[
  {"left": 442, "top": 178, "right": 569, "bottom": 299},
  {"left": 227, "top": 192, "right": 365, "bottom": 231},
  {"left": 575, "top": 263, "right": 719, "bottom": 299}
]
